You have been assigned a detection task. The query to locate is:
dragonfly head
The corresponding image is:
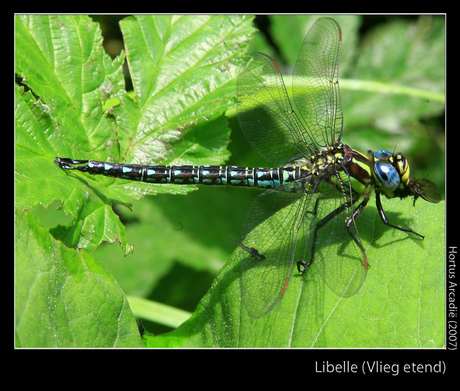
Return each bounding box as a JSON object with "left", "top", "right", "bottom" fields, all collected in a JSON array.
[{"left": 372, "top": 150, "right": 441, "bottom": 204}]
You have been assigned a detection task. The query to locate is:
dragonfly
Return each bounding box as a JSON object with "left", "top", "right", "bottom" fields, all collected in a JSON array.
[{"left": 55, "top": 17, "right": 441, "bottom": 318}]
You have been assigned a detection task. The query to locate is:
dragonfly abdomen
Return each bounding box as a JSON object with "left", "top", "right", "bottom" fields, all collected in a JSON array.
[{"left": 54, "top": 158, "right": 308, "bottom": 189}]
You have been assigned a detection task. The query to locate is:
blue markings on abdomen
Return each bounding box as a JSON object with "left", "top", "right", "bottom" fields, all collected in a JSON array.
[{"left": 73, "top": 160, "right": 306, "bottom": 188}]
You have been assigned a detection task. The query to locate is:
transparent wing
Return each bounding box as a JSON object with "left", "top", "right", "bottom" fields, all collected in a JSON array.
[
  {"left": 238, "top": 182, "right": 312, "bottom": 318},
  {"left": 293, "top": 17, "right": 344, "bottom": 147},
  {"left": 238, "top": 177, "right": 368, "bottom": 318},
  {"left": 307, "top": 191, "right": 368, "bottom": 298},
  {"left": 237, "top": 52, "right": 316, "bottom": 166},
  {"left": 237, "top": 17, "right": 343, "bottom": 166}
]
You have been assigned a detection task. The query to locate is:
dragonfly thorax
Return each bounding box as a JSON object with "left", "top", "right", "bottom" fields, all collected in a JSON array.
[{"left": 306, "top": 142, "right": 346, "bottom": 174}]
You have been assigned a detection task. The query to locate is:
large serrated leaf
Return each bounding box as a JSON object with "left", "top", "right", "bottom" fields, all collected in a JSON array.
[
  {"left": 116, "top": 15, "right": 252, "bottom": 166},
  {"left": 15, "top": 15, "right": 254, "bottom": 254},
  {"left": 15, "top": 15, "right": 130, "bottom": 253}
]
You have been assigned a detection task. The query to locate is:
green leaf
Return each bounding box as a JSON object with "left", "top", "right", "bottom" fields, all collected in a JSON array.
[
  {"left": 347, "top": 16, "right": 445, "bottom": 128},
  {"left": 15, "top": 210, "right": 142, "bottom": 348},
  {"left": 14, "top": 14, "right": 256, "bottom": 347},
  {"left": 95, "top": 188, "right": 235, "bottom": 300},
  {"left": 15, "top": 15, "right": 132, "bottom": 254},
  {"left": 15, "top": 15, "right": 254, "bottom": 254},
  {"left": 116, "top": 15, "right": 252, "bottom": 167},
  {"left": 146, "top": 198, "right": 444, "bottom": 348}
]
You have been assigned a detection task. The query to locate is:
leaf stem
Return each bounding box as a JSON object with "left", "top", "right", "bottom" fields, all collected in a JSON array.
[
  {"left": 127, "top": 295, "right": 192, "bottom": 329},
  {"left": 339, "top": 78, "right": 445, "bottom": 103}
]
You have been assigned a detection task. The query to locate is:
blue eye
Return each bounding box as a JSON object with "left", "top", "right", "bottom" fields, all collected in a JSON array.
[
  {"left": 374, "top": 150, "right": 393, "bottom": 160},
  {"left": 374, "top": 160, "right": 400, "bottom": 191}
]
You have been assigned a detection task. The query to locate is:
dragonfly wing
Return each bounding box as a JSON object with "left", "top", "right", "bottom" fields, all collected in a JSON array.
[
  {"left": 306, "top": 191, "right": 368, "bottom": 298},
  {"left": 293, "top": 17, "right": 344, "bottom": 148},
  {"left": 237, "top": 52, "right": 315, "bottom": 166},
  {"left": 239, "top": 183, "right": 312, "bottom": 318}
]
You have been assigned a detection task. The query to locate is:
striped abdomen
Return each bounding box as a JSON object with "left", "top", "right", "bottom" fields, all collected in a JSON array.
[{"left": 54, "top": 158, "right": 309, "bottom": 189}]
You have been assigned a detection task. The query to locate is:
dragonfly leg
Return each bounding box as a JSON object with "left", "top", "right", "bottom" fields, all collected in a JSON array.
[
  {"left": 297, "top": 193, "right": 371, "bottom": 275},
  {"left": 297, "top": 200, "right": 349, "bottom": 275},
  {"left": 376, "top": 192, "right": 424, "bottom": 239},
  {"left": 296, "top": 260, "right": 310, "bottom": 274},
  {"left": 231, "top": 238, "right": 266, "bottom": 260},
  {"left": 297, "top": 197, "right": 332, "bottom": 274},
  {"left": 305, "top": 196, "right": 322, "bottom": 217},
  {"left": 344, "top": 196, "right": 370, "bottom": 270}
]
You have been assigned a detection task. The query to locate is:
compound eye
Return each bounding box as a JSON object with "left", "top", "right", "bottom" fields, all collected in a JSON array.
[
  {"left": 374, "top": 160, "right": 400, "bottom": 191},
  {"left": 374, "top": 150, "right": 393, "bottom": 160}
]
